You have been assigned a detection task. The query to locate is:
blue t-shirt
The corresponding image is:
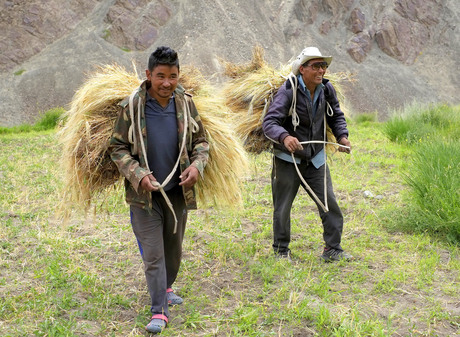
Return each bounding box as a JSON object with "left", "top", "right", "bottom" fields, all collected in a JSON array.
[{"left": 145, "top": 93, "right": 181, "bottom": 191}]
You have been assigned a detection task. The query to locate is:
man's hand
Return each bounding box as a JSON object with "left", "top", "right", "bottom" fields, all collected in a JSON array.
[
  {"left": 140, "top": 174, "right": 159, "bottom": 192},
  {"left": 338, "top": 137, "right": 351, "bottom": 154},
  {"left": 179, "top": 166, "right": 199, "bottom": 188},
  {"left": 283, "top": 135, "right": 303, "bottom": 153}
]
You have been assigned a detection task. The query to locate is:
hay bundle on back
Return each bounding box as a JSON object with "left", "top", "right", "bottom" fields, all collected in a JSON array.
[
  {"left": 222, "top": 46, "right": 352, "bottom": 154},
  {"left": 58, "top": 64, "right": 141, "bottom": 211},
  {"left": 180, "top": 66, "right": 249, "bottom": 207},
  {"left": 58, "top": 64, "right": 248, "bottom": 214},
  {"left": 221, "top": 45, "right": 267, "bottom": 79}
]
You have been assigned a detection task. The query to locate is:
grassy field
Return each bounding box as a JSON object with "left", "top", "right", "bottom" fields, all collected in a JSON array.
[{"left": 0, "top": 119, "right": 459, "bottom": 336}]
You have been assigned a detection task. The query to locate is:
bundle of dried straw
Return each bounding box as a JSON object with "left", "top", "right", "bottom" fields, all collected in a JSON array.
[
  {"left": 58, "top": 64, "right": 248, "bottom": 214},
  {"left": 180, "top": 66, "right": 249, "bottom": 207},
  {"left": 222, "top": 46, "right": 352, "bottom": 154}
]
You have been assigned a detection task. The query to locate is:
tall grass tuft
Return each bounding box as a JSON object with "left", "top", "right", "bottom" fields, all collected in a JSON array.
[
  {"left": 353, "top": 112, "right": 378, "bottom": 124},
  {"left": 0, "top": 107, "right": 65, "bottom": 134},
  {"left": 384, "top": 103, "right": 460, "bottom": 244},
  {"left": 383, "top": 102, "right": 459, "bottom": 144},
  {"left": 35, "top": 107, "right": 65, "bottom": 130},
  {"left": 403, "top": 140, "right": 460, "bottom": 243}
]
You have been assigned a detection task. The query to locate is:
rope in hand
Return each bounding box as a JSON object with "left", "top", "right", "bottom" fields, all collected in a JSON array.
[{"left": 291, "top": 140, "right": 351, "bottom": 213}]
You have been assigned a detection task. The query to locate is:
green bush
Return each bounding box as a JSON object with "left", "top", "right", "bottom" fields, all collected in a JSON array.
[
  {"left": 402, "top": 140, "right": 460, "bottom": 243},
  {"left": 383, "top": 103, "right": 459, "bottom": 144},
  {"left": 0, "top": 107, "right": 65, "bottom": 134},
  {"left": 35, "top": 107, "right": 65, "bottom": 130},
  {"left": 383, "top": 117, "right": 415, "bottom": 143}
]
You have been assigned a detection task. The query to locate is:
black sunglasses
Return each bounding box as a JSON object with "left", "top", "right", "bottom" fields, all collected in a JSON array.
[{"left": 306, "top": 62, "right": 329, "bottom": 70}]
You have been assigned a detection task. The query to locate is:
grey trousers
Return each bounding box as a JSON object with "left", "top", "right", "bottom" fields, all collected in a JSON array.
[
  {"left": 130, "top": 185, "right": 187, "bottom": 317},
  {"left": 271, "top": 156, "right": 344, "bottom": 253}
]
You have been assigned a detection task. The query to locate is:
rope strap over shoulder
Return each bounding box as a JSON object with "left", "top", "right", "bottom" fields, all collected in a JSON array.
[
  {"left": 287, "top": 73, "right": 300, "bottom": 131},
  {"left": 128, "top": 89, "right": 140, "bottom": 154}
]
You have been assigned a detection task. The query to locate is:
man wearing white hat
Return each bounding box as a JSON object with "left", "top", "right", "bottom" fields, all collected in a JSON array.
[{"left": 262, "top": 46, "right": 353, "bottom": 262}]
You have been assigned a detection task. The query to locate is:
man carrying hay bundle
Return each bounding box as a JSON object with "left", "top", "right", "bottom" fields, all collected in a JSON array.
[
  {"left": 262, "top": 47, "right": 353, "bottom": 262},
  {"left": 109, "top": 46, "right": 209, "bottom": 333}
]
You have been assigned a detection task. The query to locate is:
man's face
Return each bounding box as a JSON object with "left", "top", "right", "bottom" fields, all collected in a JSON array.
[
  {"left": 299, "top": 57, "right": 327, "bottom": 90},
  {"left": 146, "top": 64, "right": 179, "bottom": 103}
]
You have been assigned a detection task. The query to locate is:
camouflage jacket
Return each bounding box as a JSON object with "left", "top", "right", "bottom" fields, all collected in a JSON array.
[{"left": 109, "top": 80, "right": 209, "bottom": 210}]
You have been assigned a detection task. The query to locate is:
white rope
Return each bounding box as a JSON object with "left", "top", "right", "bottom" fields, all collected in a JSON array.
[
  {"left": 287, "top": 89, "right": 346, "bottom": 212},
  {"left": 278, "top": 78, "right": 349, "bottom": 213},
  {"left": 322, "top": 110, "right": 328, "bottom": 211},
  {"left": 129, "top": 90, "right": 190, "bottom": 234},
  {"left": 128, "top": 89, "right": 139, "bottom": 155},
  {"left": 291, "top": 140, "right": 350, "bottom": 213},
  {"left": 188, "top": 115, "right": 199, "bottom": 149},
  {"left": 326, "top": 101, "right": 334, "bottom": 117},
  {"left": 290, "top": 100, "right": 349, "bottom": 213},
  {"left": 287, "top": 74, "right": 299, "bottom": 131}
]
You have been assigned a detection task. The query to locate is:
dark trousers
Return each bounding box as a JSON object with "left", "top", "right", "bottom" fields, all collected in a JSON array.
[
  {"left": 271, "top": 156, "right": 344, "bottom": 253},
  {"left": 130, "top": 185, "right": 187, "bottom": 317}
]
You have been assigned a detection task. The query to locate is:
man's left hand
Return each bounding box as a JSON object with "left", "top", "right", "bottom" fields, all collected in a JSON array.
[
  {"left": 179, "top": 166, "right": 199, "bottom": 188},
  {"left": 338, "top": 137, "right": 351, "bottom": 154}
]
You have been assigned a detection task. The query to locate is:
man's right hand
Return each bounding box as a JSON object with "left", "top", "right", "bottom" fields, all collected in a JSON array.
[
  {"left": 140, "top": 174, "right": 159, "bottom": 192},
  {"left": 283, "top": 135, "right": 303, "bottom": 153}
]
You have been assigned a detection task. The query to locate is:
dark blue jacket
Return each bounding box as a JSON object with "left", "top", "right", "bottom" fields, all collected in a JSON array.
[{"left": 262, "top": 77, "right": 348, "bottom": 161}]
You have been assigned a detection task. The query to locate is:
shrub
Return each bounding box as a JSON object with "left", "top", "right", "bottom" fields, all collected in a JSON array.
[
  {"left": 402, "top": 140, "right": 460, "bottom": 243},
  {"left": 35, "top": 107, "right": 65, "bottom": 130}
]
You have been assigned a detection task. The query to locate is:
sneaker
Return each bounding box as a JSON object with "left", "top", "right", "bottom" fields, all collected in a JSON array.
[
  {"left": 167, "top": 288, "right": 183, "bottom": 306},
  {"left": 145, "top": 314, "right": 168, "bottom": 334},
  {"left": 275, "top": 249, "right": 292, "bottom": 261},
  {"left": 321, "top": 248, "right": 353, "bottom": 262}
]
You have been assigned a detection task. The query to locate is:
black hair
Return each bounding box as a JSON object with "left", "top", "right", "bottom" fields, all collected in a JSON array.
[{"left": 147, "top": 46, "right": 179, "bottom": 72}]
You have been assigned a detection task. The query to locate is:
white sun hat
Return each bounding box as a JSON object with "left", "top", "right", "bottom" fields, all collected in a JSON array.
[{"left": 291, "top": 47, "right": 332, "bottom": 75}]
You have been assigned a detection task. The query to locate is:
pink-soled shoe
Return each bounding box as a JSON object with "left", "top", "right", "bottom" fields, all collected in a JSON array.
[
  {"left": 145, "top": 314, "right": 168, "bottom": 334},
  {"left": 167, "top": 288, "right": 183, "bottom": 306}
]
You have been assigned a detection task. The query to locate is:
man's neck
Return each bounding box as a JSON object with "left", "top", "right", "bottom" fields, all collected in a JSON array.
[{"left": 306, "top": 84, "right": 317, "bottom": 95}]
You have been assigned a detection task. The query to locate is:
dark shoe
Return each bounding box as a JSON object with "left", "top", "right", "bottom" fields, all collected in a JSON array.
[
  {"left": 167, "top": 288, "right": 183, "bottom": 306},
  {"left": 275, "top": 249, "right": 292, "bottom": 261},
  {"left": 145, "top": 314, "right": 168, "bottom": 334},
  {"left": 321, "top": 248, "right": 353, "bottom": 262}
]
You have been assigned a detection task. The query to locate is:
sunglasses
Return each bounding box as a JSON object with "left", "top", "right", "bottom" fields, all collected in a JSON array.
[{"left": 306, "top": 62, "right": 329, "bottom": 70}]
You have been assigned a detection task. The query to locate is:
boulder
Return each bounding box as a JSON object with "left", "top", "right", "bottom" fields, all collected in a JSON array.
[
  {"left": 347, "top": 31, "right": 373, "bottom": 63},
  {"left": 348, "top": 8, "right": 366, "bottom": 33}
]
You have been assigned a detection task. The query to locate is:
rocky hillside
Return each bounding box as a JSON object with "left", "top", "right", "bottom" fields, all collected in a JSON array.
[{"left": 0, "top": 0, "right": 458, "bottom": 126}]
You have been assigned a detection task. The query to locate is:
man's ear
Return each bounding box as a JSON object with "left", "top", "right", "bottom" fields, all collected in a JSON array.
[{"left": 298, "top": 65, "right": 305, "bottom": 75}]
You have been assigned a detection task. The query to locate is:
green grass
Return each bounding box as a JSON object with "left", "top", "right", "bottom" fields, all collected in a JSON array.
[
  {"left": 382, "top": 103, "right": 460, "bottom": 244},
  {"left": 352, "top": 112, "right": 378, "bottom": 124},
  {"left": 383, "top": 102, "right": 460, "bottom": 144},
  {"left": 14, "top": 69, "right": 26, "bottom": 76},
  {"left": 0, "top": 106, "right": 459, "bottom": 336},
  {"left": 0, "top": 107, "right": 65, "bottom": 134},
  {"left": 403, "top": 140, "right": 460, "bottom": 242}
]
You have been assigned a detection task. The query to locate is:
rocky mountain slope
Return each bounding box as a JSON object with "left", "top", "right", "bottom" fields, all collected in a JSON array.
[{"left": 0, "top": 0, "right": 458, "bottom": 126}]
